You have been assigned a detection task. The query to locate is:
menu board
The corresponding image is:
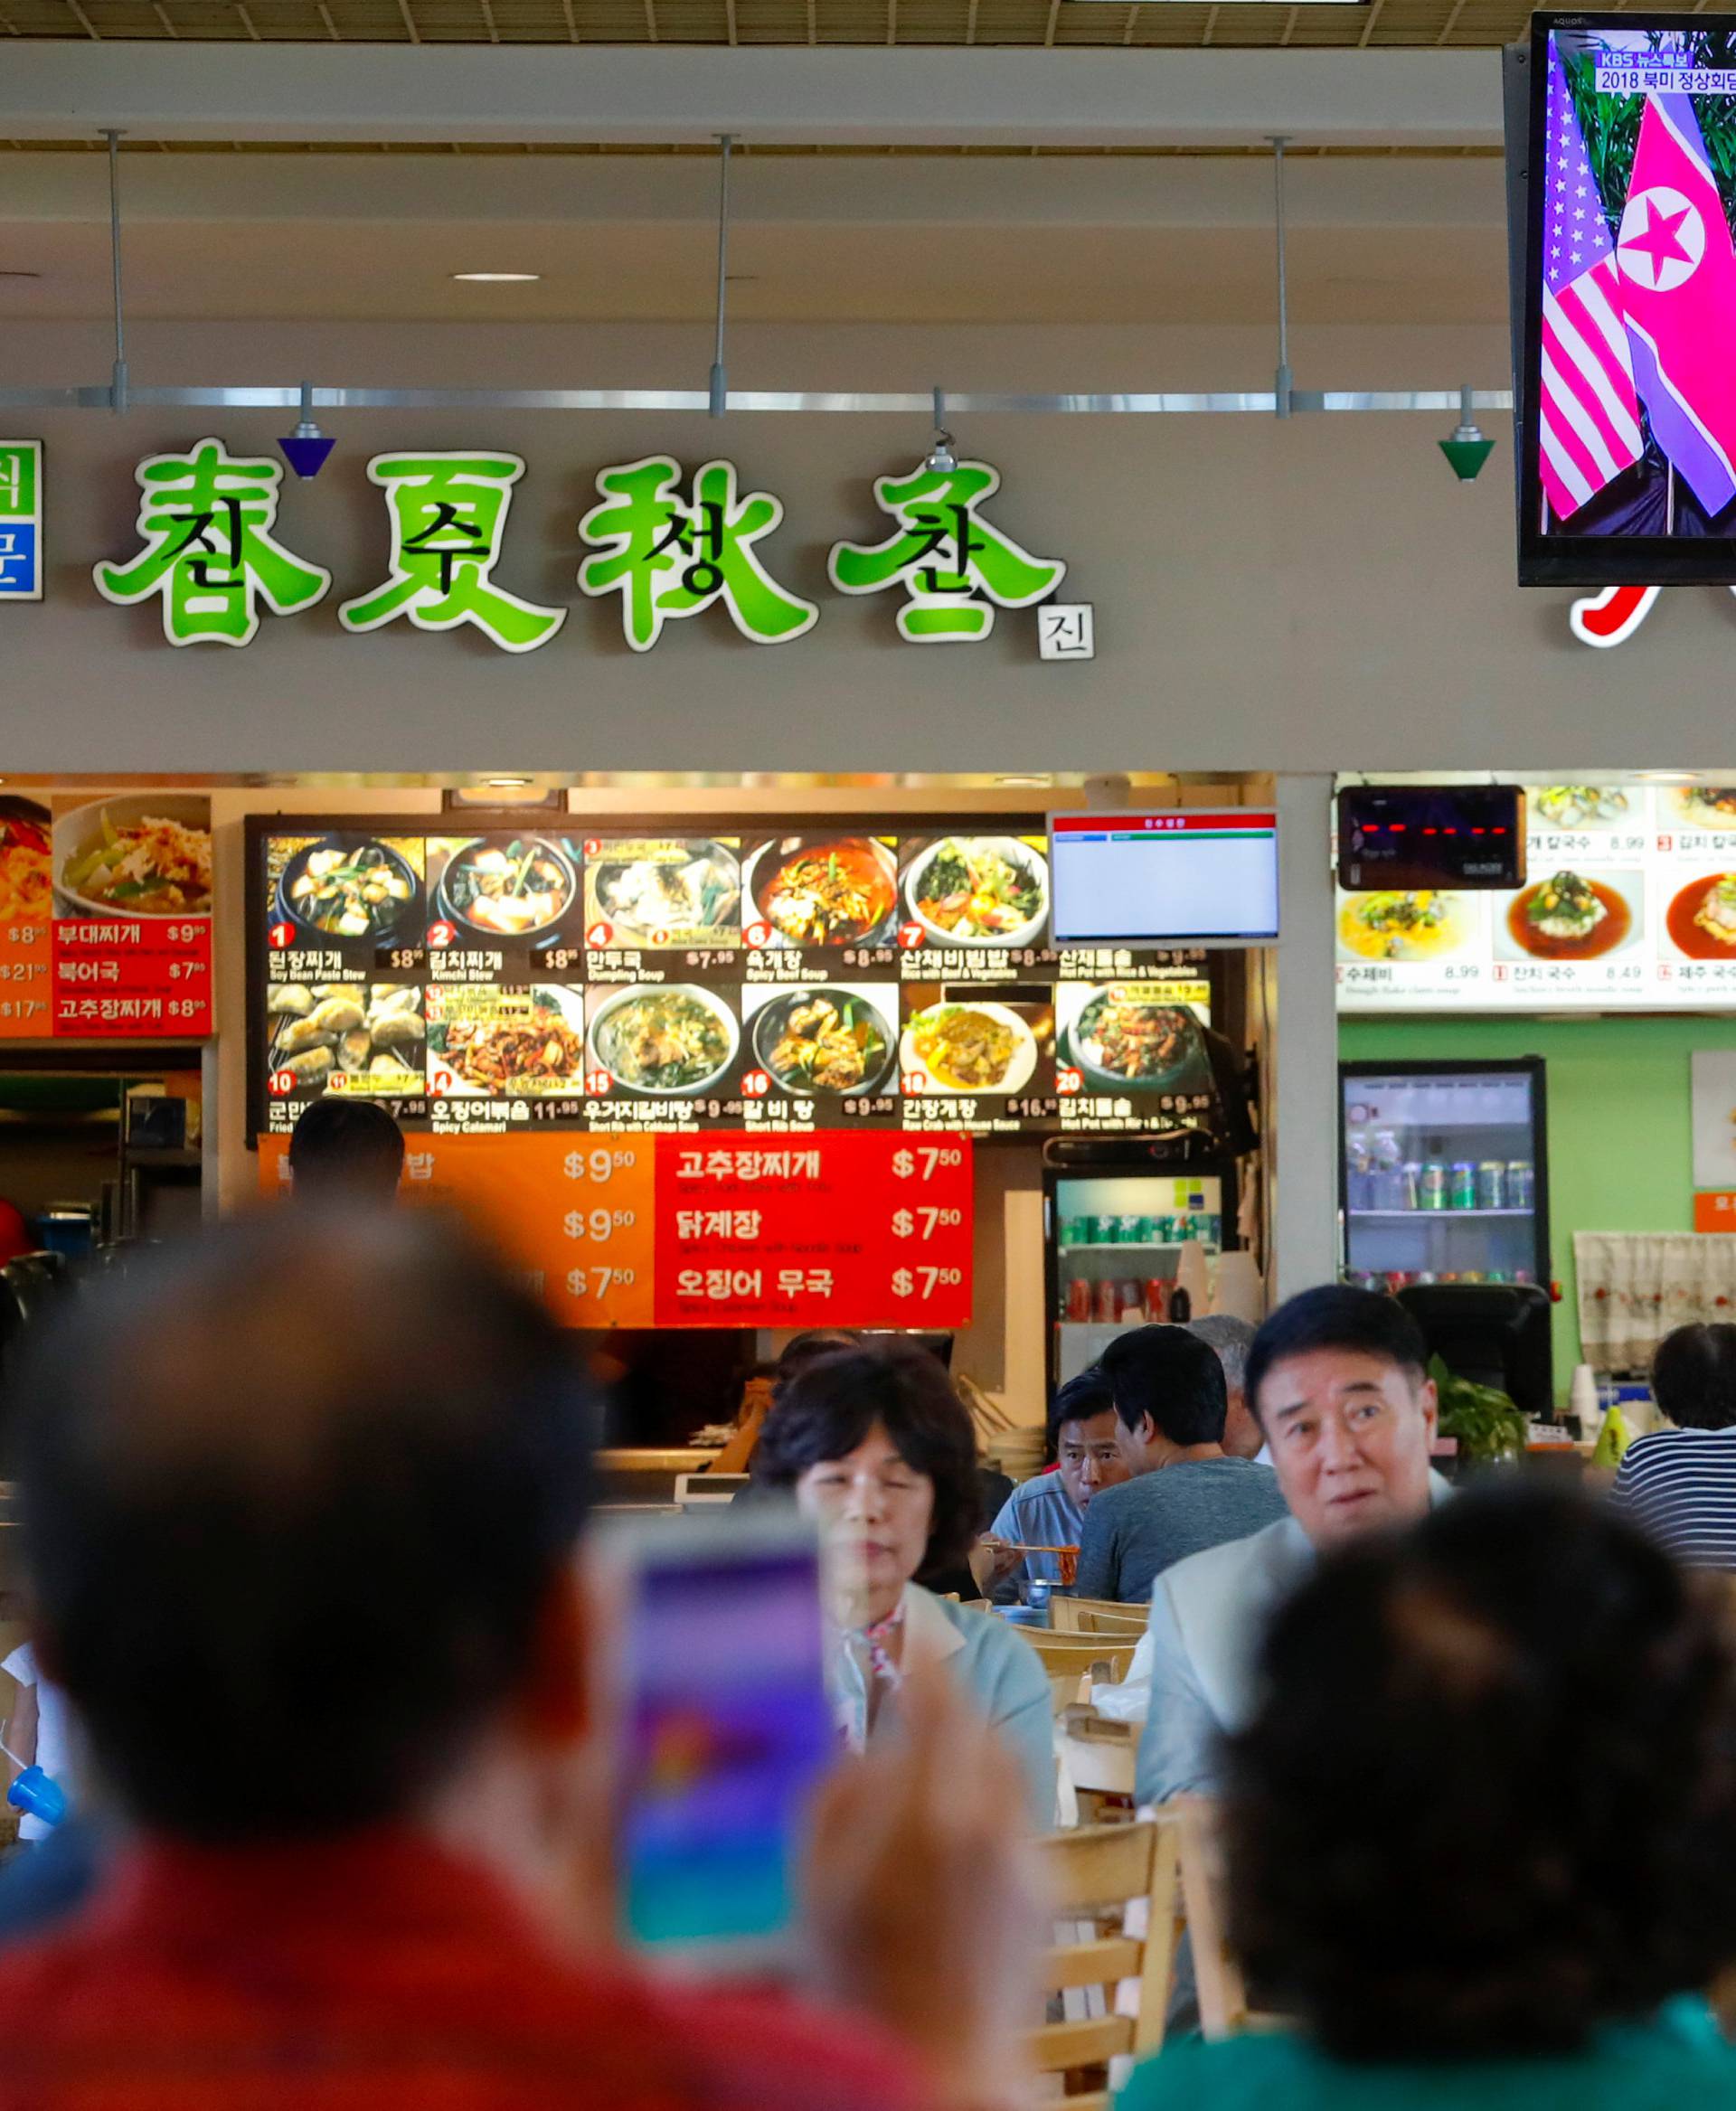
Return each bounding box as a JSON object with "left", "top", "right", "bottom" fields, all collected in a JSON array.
[
  {"left": 0, "top": 792, "right": 212, "bottom": 1041},
  {"left": 250, "top": 814, "right": 1228, "bottom": 1145},
  {"left": 256, "top": 1127, "right": 974, "bottom": 1331},
  {"left": 1336, "top": 782, "right": 1736, "bottom": 1012}
]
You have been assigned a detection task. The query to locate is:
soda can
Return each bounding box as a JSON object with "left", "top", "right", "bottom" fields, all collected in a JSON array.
[
  {"left": 1477, "top": 1161, "right": 1506, "bottom": 1211},
  {"left": 1121, "top": 1215, "right": 1146, "bottom": 1244},
  {"left": 1420, "top": 1162, "right": 1450, "bottom": 1211},
  {"left": 1145, "top": 1277, "right": 1170, "bottom": 1322},
  {"left": 1450, "top": 1162, "right": 1477, "bottom": 1210},
  {"left": 1507, "top": 1161, "right": 1535, "bottom": 1211},
  {"left": 1065, "top": 1277, "right": 1092, "bottom": 1322},
  {"left": 1400, "top": 1162, "right": 1422, "bottom": 1210},
  {"left": 1062, "top": 1219, "right": 1086, "bottom": 1248},
  {"left": 1094, "top": 1279, "right": 1118, "bottom": 1323},
  {"left": 1025, "top": 1577, "right": 1052, "bottom": 1616}
]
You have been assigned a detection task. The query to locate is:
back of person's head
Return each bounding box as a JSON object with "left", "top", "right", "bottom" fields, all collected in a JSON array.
[
  {"left": 1047, "top": 1366, "right": 1115, "bottom": 1451},
  {"left": 1186, "top": 1313, "right": 1256, "bottom": 1394},
  {"left": 1244, "top": 1283, "right": 1428, "bottom": 1428},
  {"left": 288, "top": 1096, "right": 406, "bottom": 1205},
  {"left": 13, "top": 1211, "right": 591, "bottom": 1842},
  {"left": 1653, "top": 1323, "right": 1736, "bottom": 1431},
  {"left": 1099, "top": 1324, "right": 1227, "bottom": 1447},
  {"left": 776, "top": 1326, "right": 863, "bottom": 1393},
  {"left": 753, "top": 1341, "right": 980, "bottom": 1570},
  {"left": 1227, "top": 1484, "right": 1736, "bottom": 2059}
]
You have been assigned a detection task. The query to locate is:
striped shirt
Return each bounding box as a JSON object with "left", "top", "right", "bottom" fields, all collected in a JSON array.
[{"left": 1613, "top": 1428, "right": 1736, "bottom": 1569}]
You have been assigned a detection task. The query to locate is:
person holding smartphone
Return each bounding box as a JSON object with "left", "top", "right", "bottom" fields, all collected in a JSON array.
[
  {"left": 0, "top": 1215, "right": 1041, "bottom": 2111},
  {"left": 752, "top": 1340, "right": 1056, "bottom": 1824}
]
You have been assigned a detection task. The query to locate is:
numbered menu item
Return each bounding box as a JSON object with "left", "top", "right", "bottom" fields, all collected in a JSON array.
[
  {"left": 428, "top": 985, "right": 587, "bottom": 1098},
  {"left": 902, "top": 835, "right": 1049, "bottom": 947},
  {"left": 1496, "top": 870, "right": 1640, "bottom": 962},
  {"left": 432, "top": 834, "right": 578, "bottom": 943},
  {"left": 583, "top": 838, "right": 741, "bottom": 951},
  {"left": 742, "top": 834, "right": 900, "bottom": 955},
  {"left": 267, "top": 982, "right": 426, "bottom": 1107},
  {"left": 899, "top": 984, "right": 1055, "bottom": 1132},
  {"left": 52, "top": 794, "right": 214, "bottom": 1039}
]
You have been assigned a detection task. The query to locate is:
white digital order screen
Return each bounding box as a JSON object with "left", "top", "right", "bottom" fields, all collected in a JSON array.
[{"left": 1048, "top": 811, "right": 1280, "bottom": 946}]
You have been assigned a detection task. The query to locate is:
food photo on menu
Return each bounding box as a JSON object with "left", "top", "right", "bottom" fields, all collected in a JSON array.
[
  {"left": 1054, "top": 982, "right": 1212, "bottom": 1095},
  {"left": 55, "top": 795, "right": 212, "bottom": 922},
  {"left": 580, "top": 839, "right": 741, "bottom": 952},
  {"left": 0, "top": 798, "right": 52, "bottom": 930},
  {"left": 584, "top": 984, "right": 742, "bottom": 1106},
  {"left": 426, "top": 985, "right": 588, "bottom": 1101},
  {"left": 424, "top": 834, "right": 581, "bottom": 949},
  {"left": 896, "top": 834, "right": 1052, "bottom": 955},
  {"left": 741, "top": 833, "right": 900, "bottom": 951},
  {"left": 740, "top": 984, "right": 899, "bottom": 1102},
  {"left": 1495, "top": 868, "right": 1644, "bottom": 963},
  {"left": 266, "top": 982, "right": 427, "bottom": 1099},
  {"left": 898, "top": 983, "right": 1055, "bottom": 1119},
  {"left": 268, "top": 834, "right": 425, "bottom": 954},
  {"left": 1336, "top": 889, "right": 1480, "bottom": 965}
]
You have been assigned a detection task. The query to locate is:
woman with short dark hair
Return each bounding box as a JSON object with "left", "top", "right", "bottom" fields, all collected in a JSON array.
[
  {"left": 1121, "top": 1485, "right": 1736, "bottom": 2110},
  {"left": 753, "top": 1342, "right": 1052, "bottom": 1821},
  {"left": 1616, "top": 1323, "right": 1736, "bottom": 1569}
]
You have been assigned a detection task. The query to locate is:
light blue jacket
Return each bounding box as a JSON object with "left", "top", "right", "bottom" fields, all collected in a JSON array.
[{"left": 831, "top": 1584, "right": 1054, "bottom": 1824}]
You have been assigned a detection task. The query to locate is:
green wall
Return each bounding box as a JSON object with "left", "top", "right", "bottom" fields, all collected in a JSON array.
[{"left": 1338, "top": 1014, "right": 1736, "bottom": 1392}]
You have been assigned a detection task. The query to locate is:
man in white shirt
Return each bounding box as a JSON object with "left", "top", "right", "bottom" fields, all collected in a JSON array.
[{"left": 1136, "top": 1285, "right": 1440, "bottom": 1806}]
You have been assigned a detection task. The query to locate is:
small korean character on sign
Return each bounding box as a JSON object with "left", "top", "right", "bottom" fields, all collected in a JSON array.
[{"left": 1036, "top": 601, "right": 1094, "bottom": 662}]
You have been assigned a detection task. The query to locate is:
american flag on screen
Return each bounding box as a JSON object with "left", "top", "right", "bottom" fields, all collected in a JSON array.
[{"left": 1540, "top": 42, "right": 1645, "bottom": 518}]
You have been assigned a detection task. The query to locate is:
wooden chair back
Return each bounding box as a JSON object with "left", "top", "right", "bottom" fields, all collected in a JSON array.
[
  {"left": 1024, "top": 1632, "right": 1139, "bottom": 1684},
  {"left": 1051, "top": 1597, "right": 1148, "bottom": 1637},
  {"left": 1171, "top": 1795, "right": 1262, "bottom": 2040},
  {"left": 1030, "top": 1816, "right": 1184, "bottom": 2110}
]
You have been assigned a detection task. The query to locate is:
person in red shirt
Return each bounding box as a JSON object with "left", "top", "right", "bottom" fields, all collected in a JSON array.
[{"left": 0, "top": 1210, "right": 1038, "bottom": 2111}]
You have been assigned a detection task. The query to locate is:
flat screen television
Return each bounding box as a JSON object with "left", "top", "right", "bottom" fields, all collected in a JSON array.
[
  {"left": 1514, "top": 14, "right": 1736, "bottom": 584},
  {"left": 1049, "top": 811, "right": 1279, "bottom": 947}
]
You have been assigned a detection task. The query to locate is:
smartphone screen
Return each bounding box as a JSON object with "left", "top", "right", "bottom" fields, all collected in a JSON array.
[{"left": 617, "top": 1530, "right": 835, "bottom": 1965}]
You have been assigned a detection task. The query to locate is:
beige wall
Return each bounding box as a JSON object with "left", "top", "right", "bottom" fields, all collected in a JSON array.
[{"left": 4, "top": 314, "right": 1683, "bottom": 783}]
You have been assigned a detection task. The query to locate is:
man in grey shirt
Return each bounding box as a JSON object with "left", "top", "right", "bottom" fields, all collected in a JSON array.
[{"left": 1073, "top": 1324, "right": 1288, "bottom": 1607}]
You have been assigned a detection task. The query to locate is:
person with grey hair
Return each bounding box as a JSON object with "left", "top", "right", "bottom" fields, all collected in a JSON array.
[{"left": 1188, "top": 1314, "right": 1263, "bottom": 1461}]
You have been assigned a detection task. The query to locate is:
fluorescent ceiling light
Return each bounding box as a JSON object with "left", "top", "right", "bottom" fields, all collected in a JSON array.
[
  {"left": 450, "top": 272, "right": 542, "bottom": 284},
  {"left": 486, "top": 776, "right": 532, "bottom": 787}
]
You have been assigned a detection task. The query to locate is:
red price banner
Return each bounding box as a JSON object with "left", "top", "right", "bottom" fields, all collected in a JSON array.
[
  {"left": 654, "top": 1130, "right": 973, "bottom": 1329},
  {"left": 52, "top": 915, "right": 212, "bottom": 1038},
  {"left": 259, "top": 1128, "right": 973, "bottom": 1332}
]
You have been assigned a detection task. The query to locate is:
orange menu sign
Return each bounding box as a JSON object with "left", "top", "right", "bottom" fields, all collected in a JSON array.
[{"left": 258, "top": 1128, "right": 973, "bottom": 1331}]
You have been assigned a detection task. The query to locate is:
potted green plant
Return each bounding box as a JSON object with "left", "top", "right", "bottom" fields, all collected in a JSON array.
[{"left": 1428, "top": 1355, "right": 1530, "bottom": 1470}]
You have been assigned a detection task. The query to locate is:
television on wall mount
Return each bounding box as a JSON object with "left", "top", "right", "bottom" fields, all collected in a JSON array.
[{"left": 1512, "top": 14, "right": 1736, "bottom": 587}]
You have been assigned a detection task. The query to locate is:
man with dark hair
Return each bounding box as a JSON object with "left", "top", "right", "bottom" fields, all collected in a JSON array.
[
  {"left": 0, "top": 1214, "right": 1038, "bottom": 2111},
  {"left": 972, "top": 1368, "right": 1130, "bottom": 1597},
  {"left": 288, "top": 1094, "right": 406, "bottom": 1205},
  {"left": 1135, "top": 1284, "right": 1441, "bottom": 1807},
  {"left": 1072, "top": 1326, "right": 1287, "bottom": 1607}
]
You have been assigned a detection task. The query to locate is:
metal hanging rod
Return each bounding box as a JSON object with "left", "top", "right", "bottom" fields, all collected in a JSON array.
[{"left": 0, "top": 384, "right": 1514, "bottom": 415}]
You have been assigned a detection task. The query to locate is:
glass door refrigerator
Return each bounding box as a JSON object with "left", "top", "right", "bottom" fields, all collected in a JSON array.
[
  {"left": 1043, "top": 1138, "right": 1242, "bottom": 1392},
  {"left": 1339, "top": 1059, "right": 1550, "bottom": 1294}
]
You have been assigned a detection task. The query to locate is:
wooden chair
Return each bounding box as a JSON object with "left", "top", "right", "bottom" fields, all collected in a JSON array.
[
  {"left": 1057, "top": 1707, "right": 1137, "bottom": 1808},
  {"left": 1024, "top": 1633, "right": 1139, "bottom": 1684},
  {"left": 1030, "top": 1816, "right": 1184, "bottom": 2109},
  {"left": 1051, "top": 1597, "right": 1148, "bottom": 1638},
  {"left": 1170, "top": 1795, "right": 1267, "bottom": 2040}
]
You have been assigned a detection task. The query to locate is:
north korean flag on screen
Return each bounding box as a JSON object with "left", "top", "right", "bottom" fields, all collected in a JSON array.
[{"left": 1615, "top": 93, "right": 1736, "bottom": 518}]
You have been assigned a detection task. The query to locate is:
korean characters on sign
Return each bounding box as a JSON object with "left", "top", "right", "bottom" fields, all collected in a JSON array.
[
  {"left": 0, "top": 442, "right": 42, "bottom": 604},
  {"left": 85, "top": 446, "right": 1080, "bottom": 655}
]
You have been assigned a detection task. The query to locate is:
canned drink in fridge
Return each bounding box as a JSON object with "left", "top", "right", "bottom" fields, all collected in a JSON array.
[
  {"left": 1507, "top": 1161, "right": 1535, "bottom": 1211},
  {"left": 1449, "top": 1162, "right": 1477, "bottom": 1210},
  {"left": 1399, "top": 1162, "right": 1422, "bottom": 1211},
  {"left": 1145, "top": 1277, "right": 1170, "bottom": 1322},
  {"left": 1065, "top": 1276, "right": 1092, "bottom": 1322},
  {"left": 1121, "top": 1215, "right": 1147, "bottom": 1245},
  {"left": 1420, "top": 1162, "right": 1450, "bottom": 1211},
  {"left": 1477, "top": 1161, "right": 1506, "bottom": 1211},
  {"left": 1093, "top": 1279, "right": 1118, "bottom": 1323}
]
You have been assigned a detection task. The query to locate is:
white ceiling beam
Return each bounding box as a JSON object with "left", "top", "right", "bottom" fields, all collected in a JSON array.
[{"left": 0, "top": 43, "right": 1503, "bottom": 149}]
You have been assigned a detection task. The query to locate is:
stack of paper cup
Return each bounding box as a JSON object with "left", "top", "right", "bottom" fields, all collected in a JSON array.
[
  {"left": 1211, "top": 1251, "right": 1265, "bottom": 1324},
  {"left": 1174, "top": 1240, "right": 1213, "bottom": 1320},
  {"left": 1568, "top": 1363, "right": 1601, "bottom": 1434}
]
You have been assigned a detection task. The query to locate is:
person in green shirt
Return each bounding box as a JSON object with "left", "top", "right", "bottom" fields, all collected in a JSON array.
[{"left": 1120, "top": 1483, "right": 1736, "bottom": 2111}]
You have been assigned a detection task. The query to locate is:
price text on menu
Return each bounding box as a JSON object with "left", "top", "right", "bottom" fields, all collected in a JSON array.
[{"left": 256, "top": 1127, "right": 973, "bottom": 1330}]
